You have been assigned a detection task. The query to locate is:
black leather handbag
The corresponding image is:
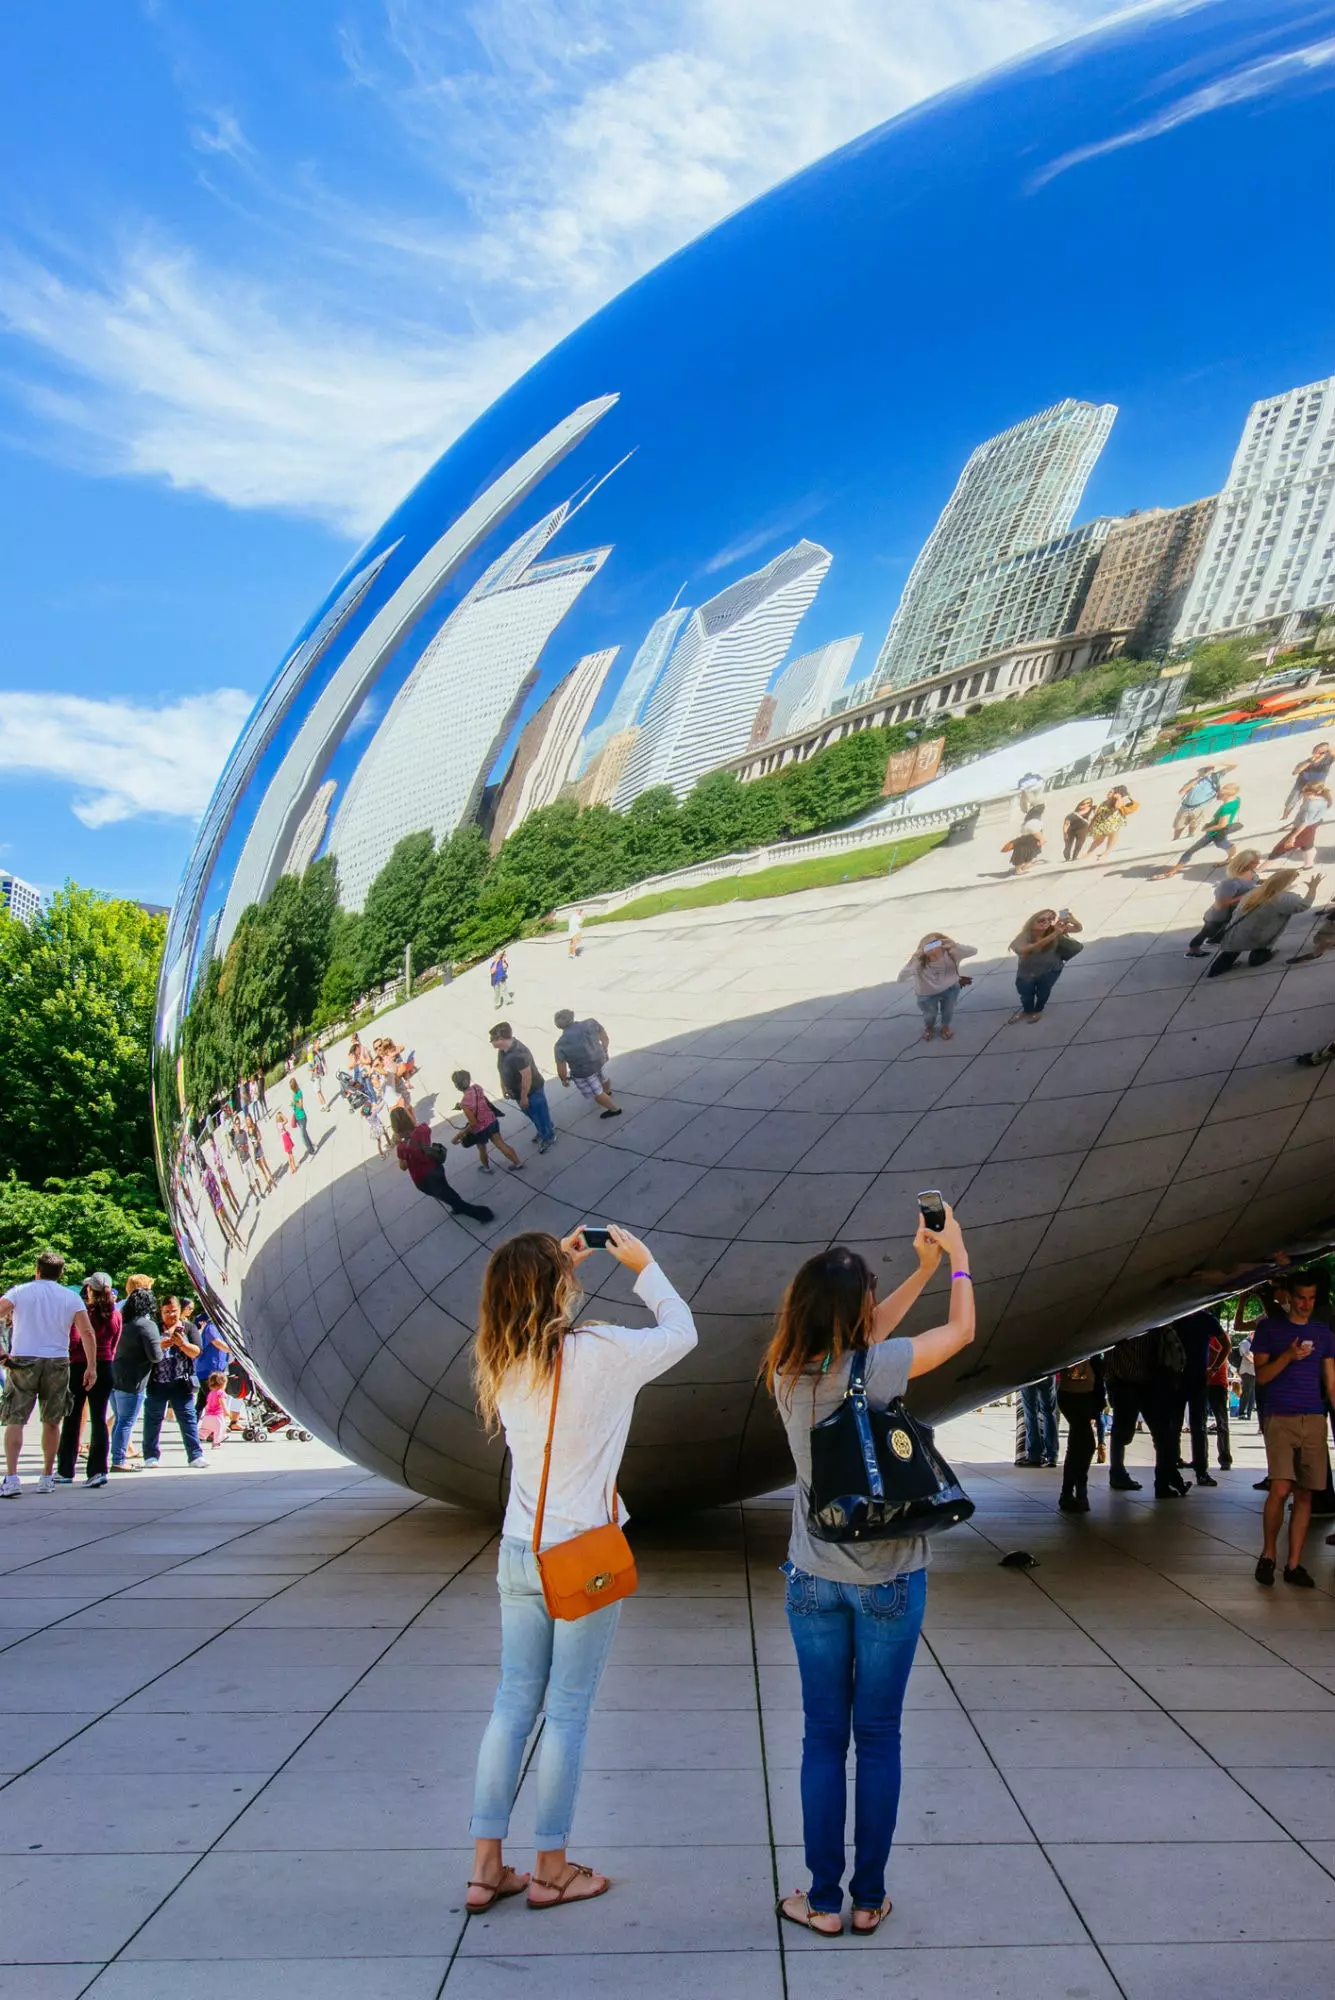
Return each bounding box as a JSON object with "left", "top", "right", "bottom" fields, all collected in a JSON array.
[{"left": 807, "top": 1348, "right": 975, "bottom": 1542}]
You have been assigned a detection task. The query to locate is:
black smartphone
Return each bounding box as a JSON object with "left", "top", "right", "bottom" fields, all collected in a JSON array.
[
  {"left": 580, "top": 1226, "right": 612, "bottom": 1250},
  {"left": 917, "top": 1189, "right": 947, "bottom": 1234}
]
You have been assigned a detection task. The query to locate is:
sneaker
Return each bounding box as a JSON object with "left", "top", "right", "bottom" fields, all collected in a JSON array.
[
  {"left": 85, "top": 1473, "right": 108, "bottom": 1488},
  {"left": 36, "top": 1472, "right": 56, "bottom": 1494},
  {"left": 1255, "top": 1555, "right": 1275, "bottom": 1586},
  {"left": 599, "top": 1107, "right": 623, "bottom": 1119},
  {"left": 1108, "top": 1473, "right": 1142, "bottom": 1491},
  {"left": 538, "top": 1138, "right": 554, "bottom": 1153},
  {"left": 141, "top": 1457, "right": 161, "bottom": 1468},
  {"left": 1195, "top": 1472, "right": 1219, "bottom": 1487},
  {"left": 0, "top": 1475, "right": 19, "bottom": 1499},
  {"left": 186, "top": 1456, "right": 208, "bottom": 1470},
  {"left": 51, "top": 1472, "right": 74, "bottom": 1485},
  {"left": 1283, "top": 1564, "right": 1316, "bottom": 1589},
  {"left": 478, "top": 1162, "right": 494, "bottom": 1175}
]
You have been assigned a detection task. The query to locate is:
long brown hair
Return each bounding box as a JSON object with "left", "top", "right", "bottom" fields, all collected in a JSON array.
[
  {"left": 762, "top": 1246, "right": 875, "bottom": 1401},
  {"left": 474, "top": 1232, "right": 583, "bottom": 1432}
]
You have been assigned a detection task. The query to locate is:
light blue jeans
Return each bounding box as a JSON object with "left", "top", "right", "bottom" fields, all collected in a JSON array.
[
  {"left": 110, "top": 1387, "right": 144, "bottom": 1467},
  {"left": 916, "top": 984, "right": 960, "bottom": 1030},
  {"left": 469, "top": 1537, "right": 621, "bottom": 1848}
]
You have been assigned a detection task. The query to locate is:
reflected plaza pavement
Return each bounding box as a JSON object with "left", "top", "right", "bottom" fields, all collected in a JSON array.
[{"left": 3, "top": 1410, "right": 1335, "bottom": 1996}]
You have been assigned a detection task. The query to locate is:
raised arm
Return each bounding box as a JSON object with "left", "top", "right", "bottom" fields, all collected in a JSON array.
[
  {"left": 871, "top": 1226, "right": 942, "bottom": 1341},
  {"left": 906, "top": 1208, "right": 975, "bottom": 1380}
]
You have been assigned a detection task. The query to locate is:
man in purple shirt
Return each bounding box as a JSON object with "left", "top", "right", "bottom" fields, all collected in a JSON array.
[{"left": 1251, "top": 1273, "right": 1335, "bottom": 1588}]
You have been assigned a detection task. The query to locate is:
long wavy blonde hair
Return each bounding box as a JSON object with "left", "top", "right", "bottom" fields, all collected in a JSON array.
[
  {"left": 474, "top": 1232, "right": 583, "bottom": 1432},
  {"left": 1235, "top": 867, "right": 1300, "bottom": 919}
]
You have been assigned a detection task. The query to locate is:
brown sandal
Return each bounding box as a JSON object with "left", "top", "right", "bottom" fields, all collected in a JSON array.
[
  {"left": 851, "top": 1897, "right": 892, "bottom": 1935},
  {"left": 466, "top": 1866, "right": 529, "bottom": 1912},
  {"left": 527, "top": 1863, "right": 610, "bottom": 1909},
  {"left": 777, "top": 1892, "right": 842, "bottom": 1937}
]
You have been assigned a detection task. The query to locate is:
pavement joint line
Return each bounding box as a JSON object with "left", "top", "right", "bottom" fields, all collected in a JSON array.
[
  {"left": 63, "top": 1515, "right": 500, "bottom": 2000},
  {"left": 740, "top": 1501, "right": 790, "bottom": 1999}
]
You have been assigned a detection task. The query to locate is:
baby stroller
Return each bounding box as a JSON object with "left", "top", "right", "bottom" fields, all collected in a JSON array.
[
  {"left": 338, "top": 1069, "right": 376, "bottom": 1115},
  {"left": 232, "top": 1363, "right": 313, "bottom": 1444}
]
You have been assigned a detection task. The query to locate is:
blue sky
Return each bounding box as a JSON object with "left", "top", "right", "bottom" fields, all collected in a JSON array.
[
  {"left": 5, "top": 0, "right": 1335, "bottom": 908},
  {"left": 0, "top": 0, "right": 1130, "bottom": 903}
]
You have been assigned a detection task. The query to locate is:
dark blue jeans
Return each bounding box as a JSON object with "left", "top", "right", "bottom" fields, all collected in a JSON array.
[
  {"left": 783, "top": 1561, "right": 927, "bottom": 1913},
  {"left": 1020, "top": 1377, "right": 1059, "bottom": 1462},
  {"left": 142, "top": 1379, "right": 203, "bottom": 1464},
  {"left": 517, "top": 1084, "right": 555, "bottom": 1145},
  {"left": 1015, "top": 966, "right": 1061, "bottom": 1015}
]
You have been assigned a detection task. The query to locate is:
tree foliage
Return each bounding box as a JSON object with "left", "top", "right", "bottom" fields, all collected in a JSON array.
[
  {"left": 0, "top": 1170, "right": 187, "bottom": 1297},
  {"left": 1183, "top": 636, "right": 1264, "bottom": 704}
]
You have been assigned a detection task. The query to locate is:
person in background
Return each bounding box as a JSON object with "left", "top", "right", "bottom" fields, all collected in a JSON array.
[
  {"left": 1019, "top": 1374, "right": 1059, "bottom": 1468},
  {"left": 193, "top": 1312, "right": 232, "bottom": 1415},
  {"left": 490, "top": 950, "right": 514, "bottom": 1011},
  {"left": 1287, "top": 896, "right": 1335, "bottom": 965},
  {"left": 1084, "top": 786, "right": 1138, "bottom": 861},
  {"left": 289, "top": 1076, "right": 316, "bottom": 1158},
  {"left": 390, "top": 1104, "right": 495, "bottom": 1223},
  {"left": 1270, "top": 782, "right": 1330, "bottom": 859},
  {"left": 55, "top": 1273, "right": 121, "bottom": 1488},
  {"left": 1149, "top": 1326, "right": 1192, "bottom": 1499},
  {"left": 197, "top": 1373, "right": 229, "bottom": 1449},
  {"left": 109, "top": 1278, "right": 162, "bottom": 1472},
  {"left": 1251, "top": 1272, "right": 1335, "bottom": 1587},
  {"left": 451, "top": 1069, "right": 525, "bottom": 1176},
  {"left": 1173, "top": 1310, "right": 1223, "bottom": 1486},
  {"left": 310, "top": 1042, "right": 328, "bottom": 1109},
  {"left": 1236, "top": 1328, "right": 1257, "bottom": 1423},
  {"left": 465, "top": 1224, "right": 696, "bottom": 1913},
  {"left": 1155, "top": 786, "right": 1242, "bottom": 877},
  {"left": 767, "top": 1208, "right": 973, "bottom": 1936},
  {"left": 274, "top": 1111, "right": 298, "bottom": 1175},
  {"left": 897, "top": 934, "right": 977, "bottom": 1043},
  {"left": 490, "top": 1023, "right": 557, "bottom": 1152},
  {"left": 1184, "top": 849, "right": 1262, "bottom": 957},
  {"left": 1056, "top": 1355, "right": 1105, "bottom": 1513},
  {"left": 1206, "top": 868, "right": 1322, "bottom": 976},
  {"left": 1104, "top": 1332, "right": 1157, "bottom": 1492},
  {"left": 553, "top": 1010, "right": 622, "bottom": 1117},
  {"left": 1172, "top": 763, "right": 1236, "bottom": 839},
  {"left": 246, "top": 1114, "right": 276, "bottom": 1194},
  {"left": 1062, "top": 797, "right": 1096, "bottom": 862},
  {"left": 1002, "top": 818, "right": 1044, "bottom": 875},
  {"left": 567, "top": 907, "right": 586, "bottom": 958},
  {"left": 1206, "top": 1320, "right": 1234, "bottom": 1471},
  {"left": 1282, "top": 740, "right": 1333, "bottom": 819},
  {"left": 1007, "top": 908, "right": 1083, "bottom": 1024},
  {"left": 142, "top": 1297, "right": 205, "bottom": 1469},
  {"left": 0, "top": 1252, "right": 97, "bottom": 1499}
]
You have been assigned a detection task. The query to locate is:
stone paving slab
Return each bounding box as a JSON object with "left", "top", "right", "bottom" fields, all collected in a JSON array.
[{"left": 3, "top": 1402, "right": 1335, "bottom": 1994}]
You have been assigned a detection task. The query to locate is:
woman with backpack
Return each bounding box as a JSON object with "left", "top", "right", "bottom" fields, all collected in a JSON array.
[
  {"left": 765, "top": 1205, "right": 975, "bottom": 1937},
  {"left": 465, "top": 1224, "right": 696, "bottom": 1913},
  {"left": 1056, "top": 1355, "right": 1106, "bottom": 1513},
  {"left": 450, "top": 1068, "right": 525, "bottom": 1175},
  {"left": 388, "top": 1105, "right": 493, "bottom": 1223},
  {"left": 109, "top": 1277, "right": 163, "bottom": 1472}
]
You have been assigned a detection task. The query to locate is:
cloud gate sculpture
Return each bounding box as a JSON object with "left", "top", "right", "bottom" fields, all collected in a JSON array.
[{"left": 155, "top": 0, "right": 1335, "bottom": 1513}]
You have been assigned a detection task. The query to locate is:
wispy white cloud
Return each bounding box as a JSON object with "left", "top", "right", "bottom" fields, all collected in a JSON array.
[
  {"left": 0, "top": 689, "right": 255, "bottom": 827},
  {"left": 0, "top": 0, "right": 1106, "bottom": 533},
  {"left": 1032, "top": 30, "right": 1335, "bottom": 186}
]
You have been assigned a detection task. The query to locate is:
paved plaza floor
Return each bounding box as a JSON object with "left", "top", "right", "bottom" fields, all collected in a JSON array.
[{"left": 4, "top": 1404, "right": 1335, "bottom": 1997}]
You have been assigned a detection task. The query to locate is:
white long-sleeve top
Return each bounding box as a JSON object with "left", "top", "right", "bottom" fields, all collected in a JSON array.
[
  {"left": 498, "top": 1261, "right": 697, "bottom": 1546},
  {"left": 897, "top": 943, "right": 977, "bottom": 996}
]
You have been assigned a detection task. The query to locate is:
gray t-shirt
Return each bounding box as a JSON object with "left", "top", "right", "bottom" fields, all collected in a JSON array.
[
  {"left": 777, "top": 1338, "right": 930, "bottom": 1584},
  {"left": 1011, "top": 930, "right": 1064, "bottom": 978}
]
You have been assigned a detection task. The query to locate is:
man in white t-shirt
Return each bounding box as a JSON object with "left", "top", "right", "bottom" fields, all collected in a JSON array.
[{"left": 0, "top": 1251, "right": 97, "bottom": 1497}]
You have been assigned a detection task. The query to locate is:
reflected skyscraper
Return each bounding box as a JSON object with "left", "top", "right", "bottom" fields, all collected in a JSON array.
[
  {"left": 490, "top": 647, "right": 619, "bottom": 848},
  {"left": 576, "top": 605, "right": 689, "bottom": 776},
  {"left": 330, "top": 506, "right": 611, "bottom": 907},
  {"left": 876, "top": 399, "right": 1116, "bottom": 688},
  {"left": 282, "top": 780, "right": 337, "bottom": 879},
  {"left": 759, "top": 634, "right": 863, "bottom": 744},
  {"left": 613, "top": 540, "right": 833, "bottom": 806},
  {"left": 1176, "top": 374, "right": 1335, "bottom": 642}
]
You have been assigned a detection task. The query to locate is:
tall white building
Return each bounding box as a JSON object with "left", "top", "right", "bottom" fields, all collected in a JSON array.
[
  {"left": 875, "top": 398, "right": 1116, "bottom": 688},
  {"left": 489, "top": 647, "right": 618, "bottom": 847},
  {"left": 1, "top": 872, "right": 41, "bottom": 925},
  {"left": 282, "top": 780, "right": 337, "bottom": 879},
  {"left": 613, "top": 540, "right": 832, "bottom": 807},
  {"left": 576, "top": 605, "right": 688, "bottom": 775},
  {"left": 214, "top": 393, "right": 617, "bottom": 951},
  {"left": 1176, "top": 374, "right": 1335, "bottom": 642},
  {"left": 763, "top": 634, "right": 863, "bottom": 741},
  {"left": 330, "top": 505, "right": 610, "bottom": 907}
]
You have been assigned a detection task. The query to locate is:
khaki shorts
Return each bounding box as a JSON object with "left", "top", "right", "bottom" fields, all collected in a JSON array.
[
  {"left": 1262, "top": 1412, "right": 1330, "bottom": 1491},
  {"left": 0, "top": 1357, "right": 72, "bottom": 1427}
]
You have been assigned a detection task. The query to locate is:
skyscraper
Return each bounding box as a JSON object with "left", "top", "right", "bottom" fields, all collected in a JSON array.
[
  {"left": 214, "top": 394, "right": 617, "bottom": 953},
  {"left": 761, "top": 634, "right": 863, "bottom": 743},
  {"left": 281, "top": 780, "right": 337, "bottom": 879},
  {"left": 489, "top": 648, "right": 618, "bottom": 849},
  {"left": 567, "top": 727, "right": 640, "bottom": 808},
  {"left": 1176, "top": 375, "right": 1335, "bottom": 642},
  {"left": 613, "top": 540, "right": 832, "bottom": 806},
  {"left": 1076, "top": 498, "right": 1216, "bottom": 653},
  {"left": 575, "top": 605, "right": 688, "bottom": 775},
  {"left": 875, "top": 398, "right": 1117, "bottom": 687},
  {"left": 1, "top": 872, "right": 41, "bottom": 926},
  {"left": 330, "top": 505, "right": 611, "bottom": 908}
]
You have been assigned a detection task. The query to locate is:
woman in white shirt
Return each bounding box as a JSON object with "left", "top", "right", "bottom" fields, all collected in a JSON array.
[
  {"left": 896, "top": 934, "right": 977, "bottom": 1042},
  {"left": 466, "top": 1224, "right": 697, "bottom": 1914}
]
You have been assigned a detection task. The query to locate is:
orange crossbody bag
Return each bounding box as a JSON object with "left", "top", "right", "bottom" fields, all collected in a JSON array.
[{"left": 532, "top": 1343, "right": 638, "bottom": 1621}]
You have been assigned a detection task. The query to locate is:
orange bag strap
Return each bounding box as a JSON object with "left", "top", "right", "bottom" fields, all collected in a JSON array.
[{"left": 531, "top": 1336, "right": 619, "bottom": 1556}]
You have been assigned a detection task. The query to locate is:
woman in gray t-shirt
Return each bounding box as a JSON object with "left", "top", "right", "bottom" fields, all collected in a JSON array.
[{"left": 766, "top": 1206, "right": 975, "bottom": 1937}]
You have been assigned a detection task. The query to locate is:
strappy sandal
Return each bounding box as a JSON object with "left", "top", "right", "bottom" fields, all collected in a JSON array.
[
  {"left": 465, "top": 1866, "right": 529, "bottom": 1912},
  {"left": 777, "top": 1892, "right": 842, "bottom": 1937},
  {"left": 851, "top": 1897, "right": 892, "bottom": 1935},
  {"left": 527, "top": 1862, "right": 610, "bottom": 1909}
]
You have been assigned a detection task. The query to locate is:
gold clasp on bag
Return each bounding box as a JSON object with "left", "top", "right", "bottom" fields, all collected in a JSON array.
[
  {"left": 890, "top": 1429, "right": 914, "bottom": 1461},
  {"left": 587, "top": 1572, "right": 613, "bottom": 1594}
]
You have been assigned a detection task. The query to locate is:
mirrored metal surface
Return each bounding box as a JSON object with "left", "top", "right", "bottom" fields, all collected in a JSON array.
[{"left": 155, "top": 0, "right": 1335, "bottom": 1511}]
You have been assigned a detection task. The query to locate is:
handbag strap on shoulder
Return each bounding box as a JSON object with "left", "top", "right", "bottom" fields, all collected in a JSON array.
[{"left": 530, "top": 1337, "right": 619, "bottom": 1558}]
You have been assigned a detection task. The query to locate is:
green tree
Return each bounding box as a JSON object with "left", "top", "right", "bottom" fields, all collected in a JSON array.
[
  {"left": 0, "top": 1170, "right": 187, "bottom": 1296},
  {"left": 1184, "top": 636, "right": 1262, "bottom": 703},
  {"left": 0, "top": 887, "right": 165, "bottom": 1183},
  {"left": 414, "top": 827, "right": 490, "bottom": 969},
  {"left": 357, "top": 832, "right": 436, "bottom": 988}
]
